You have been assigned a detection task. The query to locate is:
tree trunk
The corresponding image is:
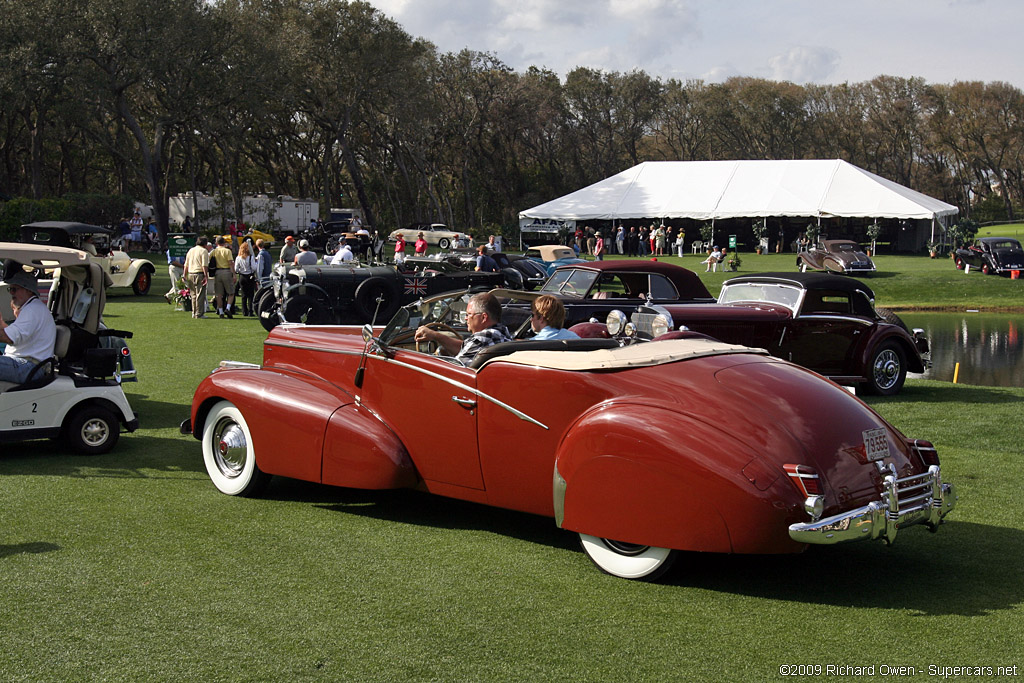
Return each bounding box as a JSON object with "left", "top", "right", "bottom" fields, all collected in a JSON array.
[{"left": 340, "top": 135, "right": 375, "bottom": 229}]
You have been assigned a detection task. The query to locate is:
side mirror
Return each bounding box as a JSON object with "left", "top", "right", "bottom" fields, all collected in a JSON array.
[{"left": 361, "top": 324, "right": 373, "bottom": 343}]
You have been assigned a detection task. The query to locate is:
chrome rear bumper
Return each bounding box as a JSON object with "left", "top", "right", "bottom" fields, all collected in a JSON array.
[{"left": 789, "top": 465, "right": 957, "bottom": 545}]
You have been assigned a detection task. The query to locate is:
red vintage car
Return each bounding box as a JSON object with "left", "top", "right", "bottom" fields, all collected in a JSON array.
[{"left": 181, "top": 291, "right": 957, "bottom": 580}]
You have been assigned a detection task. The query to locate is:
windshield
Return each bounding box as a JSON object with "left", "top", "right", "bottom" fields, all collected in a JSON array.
[
  {"left": 540, "top": 268, "right": 596, "bottom": 297},
  {"left": 379, "top": 291, "right": 474, "bottom": 345},
  {"left": 834, "top": 242, "right": 857, "bottom": 252},
  {"left": 718, "top": 282, "right": 803, "bottom": 312},
  {"left": 990, "top": 240, "right": 1021, "bottom": 250}
]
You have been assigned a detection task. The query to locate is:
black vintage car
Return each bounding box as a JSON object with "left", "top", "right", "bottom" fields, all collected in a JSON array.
[
  {"left": 257, "top": 256, "right": 508, "bottom": 330},
  {"left": 953, "top": 237, "right": 1024, "bottom": 276},
  {"left": 419, "top": 251, "right": 548, "bottom": 290},
  {"left": 613, "top": 271, "right": 928, "bottom": 396},
  {"left": 297, "top": 221, "right": 375, "bottom": 259},
  {"left": 532, "top": 262, "right": 927, "bottom": 396}
]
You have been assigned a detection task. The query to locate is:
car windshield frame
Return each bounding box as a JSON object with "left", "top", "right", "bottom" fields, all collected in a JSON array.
[
  {"left": 540, "top": 268, "right": 597, "bottom": 297},
  {"left": 379, "top": 291, "right": 474, "bottom": 346},
  {"left": 718, "top": 281, "right": 805, "bottom": 314}
]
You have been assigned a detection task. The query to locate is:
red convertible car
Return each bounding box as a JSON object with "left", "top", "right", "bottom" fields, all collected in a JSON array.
[{"left": 182, "top": 291, "right": 957, "bottom": 580}]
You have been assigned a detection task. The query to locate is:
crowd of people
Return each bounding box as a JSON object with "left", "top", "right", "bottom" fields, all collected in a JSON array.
[
  {"left": 567, "top": 224, "right": 688, "bottom": 258},
  {"left": 176, "top": 235, "right": 275, "bottom": 319}
]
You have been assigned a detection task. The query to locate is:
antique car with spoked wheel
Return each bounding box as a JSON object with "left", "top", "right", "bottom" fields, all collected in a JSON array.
[
  {"left": 953, "top": 237, "right": 1024, "bottom": 276},
  {"left": 21, "top": 221, "right": 156, "bottom": 295},
  {"left": 1, "top": 243, "right": 138, "bottom": 454},
  {"left": 183, "top": 289, "right": 956, "bottom": 581}
]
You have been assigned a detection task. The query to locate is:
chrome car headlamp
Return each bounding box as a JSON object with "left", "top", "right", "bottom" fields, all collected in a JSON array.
[
  {"left": 606, "top": 310, "right": 627, "bottom": 336},
  {"left": 650, "top": 312, "right": 673, "bottom": 338}
]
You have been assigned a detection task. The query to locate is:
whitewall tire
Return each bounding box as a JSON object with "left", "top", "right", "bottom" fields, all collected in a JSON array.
[
  {"left": 579, "top": 534, "right": 677, "bottom": 580},
  {"left": 202, "top": 400, "right": 269, "bottom": 496}
]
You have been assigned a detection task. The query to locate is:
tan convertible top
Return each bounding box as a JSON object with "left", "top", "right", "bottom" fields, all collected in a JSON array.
[{"left": 481, "top": 337, "right": 767, "bottom": 371}]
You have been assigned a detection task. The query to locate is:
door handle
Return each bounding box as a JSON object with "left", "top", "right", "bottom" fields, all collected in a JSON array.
[{"left": 452, "top": 396, "right": 477, "bottom": 409}]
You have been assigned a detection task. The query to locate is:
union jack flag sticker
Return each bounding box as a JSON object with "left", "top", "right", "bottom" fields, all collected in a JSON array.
[{"left": 403, "top": 276, "right": 428, "bottom": 295}]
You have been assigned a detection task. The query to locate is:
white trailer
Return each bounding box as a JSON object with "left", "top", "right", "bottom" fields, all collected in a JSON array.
[{"left": 169, "top": 193, "right": 319, "bottom": 234}]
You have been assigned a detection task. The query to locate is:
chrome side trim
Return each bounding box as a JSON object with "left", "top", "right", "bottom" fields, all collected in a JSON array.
[
  {"left": 264, "top": 339, "right": 548, "bottom": 429},
  {"left": 796, "top": 314, "right": 874, "bottom": 326},
  {"left": 789, "top": 465, "right": 957, "bottom": 545}
]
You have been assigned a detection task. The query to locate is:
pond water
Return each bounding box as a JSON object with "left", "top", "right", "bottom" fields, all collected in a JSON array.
[{"left": 902, "top": 312, "right": 1023, "bottom": 388}]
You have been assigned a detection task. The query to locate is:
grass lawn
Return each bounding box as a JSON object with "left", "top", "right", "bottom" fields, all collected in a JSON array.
[{"left": 1, "top": 256, "right": 1022, "bottom": 681}]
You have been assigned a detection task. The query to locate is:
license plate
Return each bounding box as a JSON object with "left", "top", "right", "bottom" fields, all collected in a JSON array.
[{"left": 863, "top": 427, "right": 890, "bottom": 461}]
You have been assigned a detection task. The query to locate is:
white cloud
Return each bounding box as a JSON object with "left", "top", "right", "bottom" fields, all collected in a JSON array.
[
  {"left": 767, "top": 46, "right": 841, "bottom": 84},
  {"left": 371, "top": 0, "right": 1024, "bottom": 87}
]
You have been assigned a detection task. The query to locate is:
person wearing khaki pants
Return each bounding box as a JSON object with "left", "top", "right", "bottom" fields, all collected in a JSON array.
[{"left": 183, "top": 237, "right": 210, "bottom": 319}]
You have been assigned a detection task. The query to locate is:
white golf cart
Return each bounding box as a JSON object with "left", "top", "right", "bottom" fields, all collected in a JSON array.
[{"left": 1, "top": 243, "right": 138, "bottom": 454}]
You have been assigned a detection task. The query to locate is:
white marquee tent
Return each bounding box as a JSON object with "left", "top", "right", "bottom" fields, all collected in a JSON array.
[{"left": 519, "top": 160, "right": 958, "bottom": 226}]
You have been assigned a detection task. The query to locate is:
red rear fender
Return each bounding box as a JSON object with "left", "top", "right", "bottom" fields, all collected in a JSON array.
[{"left": 555, "top": 404, "right": 755, "bottom": 553}]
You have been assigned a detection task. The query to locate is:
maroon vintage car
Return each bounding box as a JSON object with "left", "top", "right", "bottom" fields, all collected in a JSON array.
[
  {"left": 536, "top": 263, "right": 927, "bottom": 395},
  {"left": 182, "top": 290, "right": 956, "bottom": 580}
]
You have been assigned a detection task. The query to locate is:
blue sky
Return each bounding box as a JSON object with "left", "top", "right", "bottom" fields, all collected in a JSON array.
[{"left": 373, "top": 0, "right": 1023, "bottom": 86}]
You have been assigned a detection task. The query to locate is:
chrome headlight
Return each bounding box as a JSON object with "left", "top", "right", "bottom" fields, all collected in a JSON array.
[
  {"left": 606, "top": 310, "right": 627, "bottom": 336},
  {"left": 623, "top": 322, "right": 636, "bottom": 337},
  {"left": 650, "top": 312, "right": 673, "bottom": 337}
]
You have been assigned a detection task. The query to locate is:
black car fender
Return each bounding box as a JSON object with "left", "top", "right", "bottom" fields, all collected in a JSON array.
[
  {"left": 857, "top": 325, "right": 925, "bottom": 374},
  {"left": 281, "top": 282, "right": 334, "bottom": 324},
  {"left": 283, "top": 281, "right": 330, "bottom": 303},
  {"left": 353, "top": 276, "right": 402, "bottom": 322}
]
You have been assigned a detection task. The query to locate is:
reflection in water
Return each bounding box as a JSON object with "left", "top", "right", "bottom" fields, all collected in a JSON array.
[{"left": 903, "top": 312, "right": 1023, "bottom": 388}]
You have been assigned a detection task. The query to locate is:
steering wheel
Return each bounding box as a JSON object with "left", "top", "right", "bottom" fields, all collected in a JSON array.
[{"left": 416, "top": 321, "right": 462, "bottom": 354}]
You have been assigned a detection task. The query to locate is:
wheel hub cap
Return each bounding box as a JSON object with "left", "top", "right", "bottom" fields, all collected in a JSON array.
[
  {"left": 874, "top": 350, "right": 899, "bottom": 388},
  {"left": 214, "top": 421, "right": 247, "bottom": 477},
  {"left": 83, "top": 419, "right": 109, "bottom": 446}
]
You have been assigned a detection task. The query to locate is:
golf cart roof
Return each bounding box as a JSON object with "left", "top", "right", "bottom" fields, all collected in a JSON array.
[{"left": 0, "top": 242, "right": 91, "bottom": 268}]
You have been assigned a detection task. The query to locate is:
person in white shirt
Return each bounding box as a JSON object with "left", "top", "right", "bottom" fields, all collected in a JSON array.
[
  {"left": 330, "top": 243, "right": 355, "bottom": 264},
  {"left": 0, "top": 271, "right": 56, "bottom": 383}
]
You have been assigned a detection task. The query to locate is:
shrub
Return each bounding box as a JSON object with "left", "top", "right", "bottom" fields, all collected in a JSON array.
[{"left": 0, "top": 197, "right": 72, "bottom": 241}]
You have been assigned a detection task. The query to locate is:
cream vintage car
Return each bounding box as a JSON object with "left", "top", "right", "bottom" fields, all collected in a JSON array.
[
  {"left": 388, "top": 223, "right": 472, "bottom": 250},
  {"left": 21, "top": 222, "right": 156, "bottom": 295}
]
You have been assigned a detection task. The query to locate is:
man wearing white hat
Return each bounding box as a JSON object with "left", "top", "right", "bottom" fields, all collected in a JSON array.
[{"left": 0, "top": 270, "right": 56, "bottom": 383}]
